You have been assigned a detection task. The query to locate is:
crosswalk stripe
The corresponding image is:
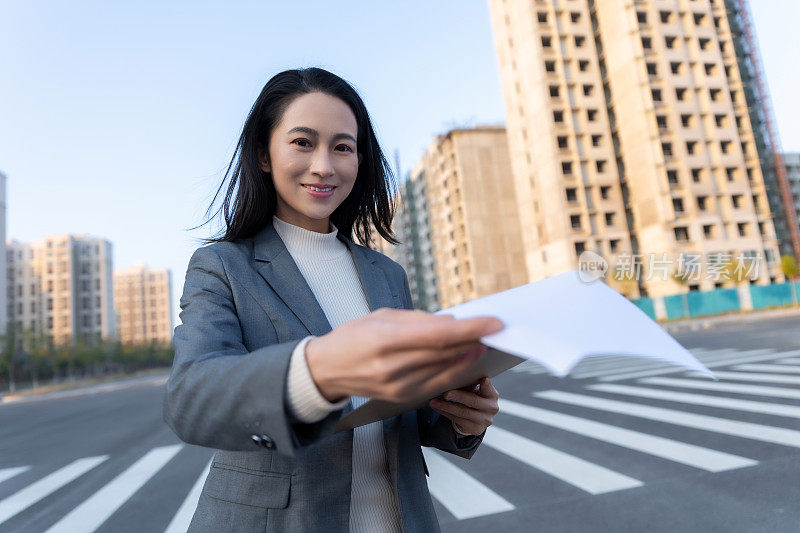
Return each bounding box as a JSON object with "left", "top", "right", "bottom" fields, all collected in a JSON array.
[
  {"left": 599, "top": 350, "right": 797, "bottom": 382},
  {"left": 568, "top": 349, "right": 739, "bottom": 378},
  {"left": 535, "top": 390, "right": 800, "bottom": 449},
  {"left": 640, "top": 376, "right": 800, "bottom": 400},
  {"left": 731, "top": 364, "right": 800, "bottom": 374},
  {"left": 695, "top": 371, "right": 800, "bottom": 385},
  {"left": 588, "top": 383, "right": 800, "bottom": 419},
  {"left": 498, "top": 399, "right": 755, "bottom": 472},
  {"left": 0, "top": 456, "right": 108, "bottom": 526},
  {"left": 422, "top": 449, "right": 515, "bottom": 519},
  {"left": 0, "top": 466, "right": 30, "bottom": 485},
  {"left": 45, "top": 444, "right": 182, "bottom": 533},
  {"left": 164, "top": 458, "right": 212, "bottom": 533},
  {"left": 482, "top": 426, "right": 643, "bottom": 494},
  {"left": 776, "top": 358, "right": 800, "bottom": 364}
]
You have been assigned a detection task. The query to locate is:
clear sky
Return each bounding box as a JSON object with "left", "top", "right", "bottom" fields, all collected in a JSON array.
[{"left": 1, "top": 1, "right": 797, "bottom": 325}]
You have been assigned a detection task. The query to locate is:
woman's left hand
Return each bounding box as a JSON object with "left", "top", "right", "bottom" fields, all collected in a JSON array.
[{"left": 428, "top": 377, "right": 499, "bottom": 435}]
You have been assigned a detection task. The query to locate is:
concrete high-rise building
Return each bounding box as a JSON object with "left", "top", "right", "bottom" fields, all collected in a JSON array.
[
  {"left": 113, "top": 263, "right": 173, "bottom": 346},
  {"left": 0, "top": 172, "right": 7, "bottom": 335},
  {"left": 488, "top": 0, "right": 784, "bottom": 296},
  {"left": 392, "top": 170, "right": 440, "bottom": 311},
  {"left": 6, "top": 234, "right": 116, "bottom": 346},
  {"left": 413, "top": 126, "right": 527, "bottom": 309},
  {"left": 785, "top": 152, "right": 800, "bottom": 247}
]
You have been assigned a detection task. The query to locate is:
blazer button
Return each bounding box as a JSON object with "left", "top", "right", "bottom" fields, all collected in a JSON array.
[
  {"left": 251, "top": 434, "right": 263, "bottom": 446},
  {"left": 260, "top": 434, "right": 275, "bottom": 449}
]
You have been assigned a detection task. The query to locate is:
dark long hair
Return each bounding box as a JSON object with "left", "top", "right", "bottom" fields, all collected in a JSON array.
[{"left": 193, "top": 67, "right": 400, "bottom": 248}]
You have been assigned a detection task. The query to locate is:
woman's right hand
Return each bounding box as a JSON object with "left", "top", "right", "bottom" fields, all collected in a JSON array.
[{"left": 304, "top": 308, "right": 505, "bottom": 403}]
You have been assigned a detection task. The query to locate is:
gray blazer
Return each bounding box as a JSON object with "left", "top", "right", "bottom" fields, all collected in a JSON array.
[{"left": 163, "top": 219, "right": 485, "bottom": 532}]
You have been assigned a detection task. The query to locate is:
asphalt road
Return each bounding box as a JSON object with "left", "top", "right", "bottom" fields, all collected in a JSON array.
[{"left": 1, "top": 312, "right": 798, "bottom": 532}]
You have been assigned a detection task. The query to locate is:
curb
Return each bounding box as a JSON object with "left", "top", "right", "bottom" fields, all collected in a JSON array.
[{"left": 663, "top": 306, "right": 800, "bottom": 334}]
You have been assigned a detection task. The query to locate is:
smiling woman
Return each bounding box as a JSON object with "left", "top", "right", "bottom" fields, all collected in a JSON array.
[{"left": 164, "top": 67, "right": 503, "bottom": 533}]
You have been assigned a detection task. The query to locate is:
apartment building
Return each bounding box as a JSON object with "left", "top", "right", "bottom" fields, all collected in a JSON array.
[
  {"left": 414, "top": 126, "right": 527, "bottom": 309},
  {"left": 6, "top": 235, "right": 115, "bottom": 346},
  {"left": 488, "top": 0, "right": 784, "bottom": 296},
  {"left": 113, "top": 263, "right": 173, "bottom": 346}
]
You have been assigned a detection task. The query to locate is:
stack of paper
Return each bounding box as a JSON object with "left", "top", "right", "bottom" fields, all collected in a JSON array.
[{"left": 336, "top": 270, "right": 714, "bottom": 431}]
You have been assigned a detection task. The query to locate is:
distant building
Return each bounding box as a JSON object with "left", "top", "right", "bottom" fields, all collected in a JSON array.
[
  {"left": 0, "top": 172, "right": 7, "bottom": 334},
  {"left": 785, "top": 152, "right": 800, "bottom": 250},
  {"left": 488, "top": 0, "right": 785, "bottom": 295},
  {"left": 7, "top": 235, "right": 115, "bottom": 347},
  {"left": 410, "top": 126, "right": 527, "bottom": 309},
  {"left": 113, "top": 263, "right": 173, "bottom": 346}
]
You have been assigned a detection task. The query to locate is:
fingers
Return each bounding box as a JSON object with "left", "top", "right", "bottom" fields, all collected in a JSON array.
[
  {"left": 477, "top": 377, "right": 499, "bottom": 399},
  {"left": 428, "top": 398, "right": 493, "bottom": 435},
  {"left": 384, "top": 315, "right": 504, "bottom": 354}
]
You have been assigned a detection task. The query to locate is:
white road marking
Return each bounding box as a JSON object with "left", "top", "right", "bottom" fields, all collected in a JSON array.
[
  {"left": 499, "top": 398, "right": 755, "bottom": 472},
  {"left": 482, "top": 426, "right": 643, "bottom": 494},
  {"left": 639, "top": 377, "right": 800, "bottom": 400},
  {"left": 535, "top": 390, "right": 800, "bottom": 449},
  {"left": 731, "top": 364, "right": 800, "bottom": 374},
  {"left": 696, "top": 371, "right": 800, "bottom": 385},
  {"left": 0, "top": 456, "right": 108, "bottom": 526},
  {"left": 588, "top": 383, "right": 800, "bottom": 419},
  {"left": 0, "top": 466, "right": 30, "bottom": 485},
  {"left": 164, "top": 458, "right": 212, "bottom": 533},
  {"left": 422, "top": 448, "right": 515, "bottom": 520},
  {"left": 45, "top": 445, "right": 182, "bottom": 533}
]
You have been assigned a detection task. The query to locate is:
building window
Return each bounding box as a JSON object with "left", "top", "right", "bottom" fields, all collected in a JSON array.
[
  {"left": 681, "top": 114, "right": 693, "bottom": 127},
  {"left": 642, "top": 36, "right": 652, "bottom": 49},
  {"left": 570, "top": 12, "right": 581, "bottom": 23},
  {"left": 726, "top": 167, "right": 737, "bottom": 181},
  {"left": 667, "top": 170, "right": 679, "bottom": 184},
  {"left": 591, "top": 134, "right": 602, "bottom": 146},
  {"left": 652, "top": 88, "right": 662, "bottom": 102},
  {"left": 578, "top": 59, "right": 589, "bottom": 71},
  {"left": 562, "top": 161, "right": 573, "bottom": 175},
  {"left": 596, "top": 160, "right": 607, "bottom": 173},
  {"left": 737, "top": 222, "right": 748, "bottom": 236},
  {"left": 720, "top": 140, "right": 731, "bottom": 153},
  {"left": 605, "top": 212, "right": 615, "bottom": 226},
  {"left": 545, "top": 60, "right": 556, "bottom": 72},
  {"left": 670, "top": 62, "right": 682, "bottom": 74},
  {"left": 691, "top": 168, "right": 703, "bottom": 182},
  {"left": 542, "top": 35, "right": 552, "bottom": 48},
  {"left": 674, "top": 226, "right": 689, "bottom": 241},
  {"left": 697, "top": 196, "right": 708, "bottom": 210},
  {"left": 600, "top": 186, "right": 611, "bottom": 199},
  {"left": 557, "top": 136, "right": 569, "bottom": 149},
  {"left": 676, "top": 87, "right": 687, "bottom": 101},
  {"left": 537, "top": 12, "right": 548, "bottom": 23},
  {"left": 566, "top": 188, "right": 578, "bottom": 202},
  {"left": 574, "top": 35, "right": 586, "bottom": 47},
  {"left": 549, "top": 85, "right": 560, "bottom": 98},
  {"left": 587, "top": 109, "right": 598, "bottom": 121},
  {"left": 732, "top": 194, "right": 742, "bottom": 208},
  {"left": 672, "top": 197, "right": 684, "bottom": 213},
  {"left": 583, "top": 84, "right": 594, "bottom": 96},
  {"left": 656, "top": 115, "right": 668, "bottom": 129},
  {"left": 637, "top": 11, "right": 647, "bottom": 24},
  {"left": 705, "top": 63, "right": 718, "bottom": 76},
  {"left": 665, "top": 36, "right": 677, "bottom": 49},
  {"left": 686, "top": 141, "right": 697, "bottom": 155},
  {"left": 570, "top": 214, "right": 582, "bottom": 229},
  {"left": 710, "top": 88, "right": 721, "bottom": 101},
  {"left": 694, "top": 13, "right": 706, "bottom": 26},
  {"left": 553, "top": 110, "right": 564, "bottom": 122},
  {"left": 646, "top": 62, "right": 657, "bottom": 76},
  {"left": 699, "top": 38, "right": 710, "bottom": 50},
  {"left": 660, "top": 10, "right": 673, "bottom": 24},
  {"left": 609, "top": 239, "right": 620, "bottom": 252},
  {"left": 703, "top": 224, "right": 714, "bottom": 238},
  {"left": 715, "top": 114, "right": 728, "bottom": 127},
  {"left": 662, "top": 142, "right": 673, "bottom": 157},
  {"left": 574, "top": 242, "right": 586, "bottom": 256}
]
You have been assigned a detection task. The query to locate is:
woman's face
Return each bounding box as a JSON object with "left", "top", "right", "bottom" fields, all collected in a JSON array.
[{"left": 259, "top": 91, "right": 362, "bottom": 233}]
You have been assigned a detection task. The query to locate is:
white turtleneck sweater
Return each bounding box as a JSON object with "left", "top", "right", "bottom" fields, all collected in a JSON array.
[{"left": 273, "top": 214, "right": 403, "bottom": 533}]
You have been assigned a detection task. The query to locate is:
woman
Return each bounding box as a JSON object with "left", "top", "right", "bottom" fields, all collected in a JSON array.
[{"left": 163, "top": 67, "right": 504, "bottom": 532}]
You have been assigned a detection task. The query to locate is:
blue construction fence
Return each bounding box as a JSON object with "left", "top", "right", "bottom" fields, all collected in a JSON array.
[{"left": 632, "top": 280, "right": 800, "bottom": 321}]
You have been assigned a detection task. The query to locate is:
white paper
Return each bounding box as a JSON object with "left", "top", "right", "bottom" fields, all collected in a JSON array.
[
  {"left": 336, "top": 270, "right": 715, "bottom": 431},
  {"left": 434, "top": 270, "right": 715, "bottom": 379}
]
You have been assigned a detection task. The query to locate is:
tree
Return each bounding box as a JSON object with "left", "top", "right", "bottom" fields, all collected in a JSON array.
[{"left": 782, "top": 255, "right": 799, "bottom": 280}]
